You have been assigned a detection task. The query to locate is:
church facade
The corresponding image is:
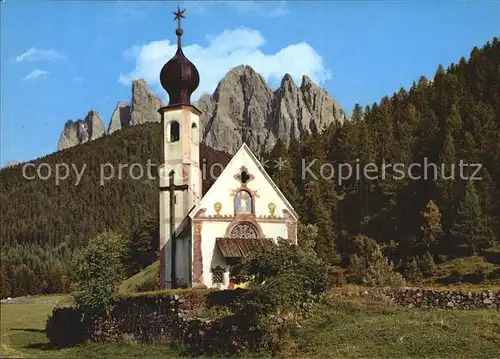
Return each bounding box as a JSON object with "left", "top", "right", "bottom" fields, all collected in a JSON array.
[{"left": 158, "top": 8, "right": 298, "bottom": 290}]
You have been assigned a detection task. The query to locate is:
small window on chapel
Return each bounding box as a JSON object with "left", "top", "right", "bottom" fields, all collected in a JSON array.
[
  {"left": 212, "top": 266, "right": 223, "bottom": 285},
  {"left": 240, "top": 170, "right": 250, "bottom": 184},
  {"left": 236, "top": 169, "right": 251, "bottom": 184},
  {"left": 169, "top": 121, "right": 180, "bottom": 142}
]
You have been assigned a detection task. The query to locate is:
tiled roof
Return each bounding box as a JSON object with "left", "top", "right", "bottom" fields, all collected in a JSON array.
[{"left": 216, "top": 237, "right": 275, "bottom": 258}]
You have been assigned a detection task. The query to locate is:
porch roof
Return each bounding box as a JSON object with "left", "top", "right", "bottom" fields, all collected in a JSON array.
[{"left": 216, "top": 237, "right": 275, "bottom": 258}]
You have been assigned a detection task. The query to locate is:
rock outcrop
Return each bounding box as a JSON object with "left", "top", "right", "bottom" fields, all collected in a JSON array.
[
  {"left": 196, "top": 65, "right": 348, "bottom": 154},
  {"left": 56, "top": 66, "right": 348, "bottom": 154},
  {"left": 108, "top": 101, "right": 131, "bottom": 134},
  {"left": 57, "top": 79, "right": 160, "bottom": 150},
  {"left": 198, "top": 65, "right": 276, "bottom": 154},
  {"left": 57, "top": 110, "right": 105, "bottom": 151},
  {"left": 130, "top": 79, "right": 163, "bottom": 126}
]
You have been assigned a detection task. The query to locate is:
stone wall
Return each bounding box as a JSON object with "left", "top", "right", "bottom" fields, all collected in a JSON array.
[
  {"left": 88, "top": 292, "right": 208, "bottom": 344},
  {"left": 86, "top": 289, "right": 262, "bottom": 355},
  {"left": 377, "top": 287, "right": 499, "bottom": 309}
]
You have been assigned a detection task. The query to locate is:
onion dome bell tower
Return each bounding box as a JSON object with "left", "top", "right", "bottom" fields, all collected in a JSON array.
[
  {"left": 158, "top": 6, "right": 203, "bottom": 290},
  {"left": 159, "top": 7, "right": 200, "bottom": 107}
]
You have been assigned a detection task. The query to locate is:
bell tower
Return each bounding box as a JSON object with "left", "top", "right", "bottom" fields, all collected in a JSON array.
[{"left": 158, "top": 6, "right": 202, "bottom": 289}]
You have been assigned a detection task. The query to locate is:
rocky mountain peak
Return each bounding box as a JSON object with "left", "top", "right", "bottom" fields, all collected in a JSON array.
[
  {"left": 274, "top": 74, "right": 298, "bottom": 96},
  {"left": 130, "top": 79, "right": 163, "bottom": 126},
  {"left": 200, "top": 65, "right": 276, "bottom": 154},
  {"left": 300, "top": 75, "right": 314, "bottom": 88},
  {"left": 108, "top": 101, "right": 131, "bottom": 134},
  {"left": 57, "top": 79, "right": 162, "bottom": 150},
  {"left": 214, "top": 65, "right": 272, "bottom": 99},
  {"left": 198, "top": 66, "right": 348, "bottom": 154},
  {"left": 281, "top": 73, "right": 295, "bottom": 85},
  {"left": 57, "top": 110, "right": 105, "bottom": 151}
]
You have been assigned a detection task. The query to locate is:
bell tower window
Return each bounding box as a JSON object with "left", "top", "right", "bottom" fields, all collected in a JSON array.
[
  {"left": 191, "top": 123, "right": 198, "bottom": 143},
  {"left": 169, "top": 121, "right": 180, "bottom": 142}
]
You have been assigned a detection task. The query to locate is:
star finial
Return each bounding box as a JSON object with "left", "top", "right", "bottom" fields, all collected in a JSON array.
[
  {"left": 173, "top": 6, "right": 185, "bottom": 29},
  {"left": 173, "top": 6, "right": 186, "bottom": 48}
]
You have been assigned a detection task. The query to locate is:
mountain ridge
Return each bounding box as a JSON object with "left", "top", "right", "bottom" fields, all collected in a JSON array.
[{"left": 56, "top": 65, "right": 348, "bottom": 155}]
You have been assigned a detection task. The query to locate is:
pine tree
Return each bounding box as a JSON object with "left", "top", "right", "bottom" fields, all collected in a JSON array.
[
  {"left": 351, "top": 103, "right": 364, "bottom": 122},
  {"left": 437, "top": 133, "right": 458, "bottom": 230},
  {"left": 444, "top": 104, "right": 462, "bottom": 140},
  {"left": 420, "top": 200, "right": 443, "bottom": 252},
  {"left": 451, "top": 180, "right": 492, "bottom": 253}
]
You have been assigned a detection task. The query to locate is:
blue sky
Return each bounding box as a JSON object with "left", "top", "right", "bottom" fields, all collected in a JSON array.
[{"left": 1, "top": 1, "right": 499, "bottom": 167}]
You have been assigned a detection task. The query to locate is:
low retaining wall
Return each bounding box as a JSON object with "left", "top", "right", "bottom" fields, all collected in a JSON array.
[
  {"left": 49, "top": 287, "right": 499, "bottom": 353},
  {"left": 88, "top": 292, "right": 265, "bottom": 355},
  {"left": 377, "top": 287, "right": 499, "bottom": 309},
  {"left": 89, "top": 294, "right": 187, "bottom": 343}
]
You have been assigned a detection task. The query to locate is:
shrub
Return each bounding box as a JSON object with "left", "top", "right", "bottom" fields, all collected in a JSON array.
[
  {"left": 419, "top": 251, "right": 437, "bottom": 276},
  {"left": 45, "top": 307, "right": 87, "bottom": 347},
  {"left": 231, "top": 237, "right": 332, "bottom": 321},
  {"left": 206, "top": 288, "right": 247, "bottom": 308},
  {"left": 404, "top": 257, "right": 422, "bottom": 283},
  {"left": 345, "top": 243, "right": 406, "bottom": 287},
  {"left": 330, "top": 266, "right": 347, "bottom": 286},
  {"left": 362, "top": 246, "right": 406, "bottom": 287},
  {"left": 72, "top": 230, "right": 126, "bottom": 314},
  {"left": 346, "top": 253, "right": 366, "bottom": 283},
  {"left": 351, "top": 234, "right": 378, "bottom": 258}
]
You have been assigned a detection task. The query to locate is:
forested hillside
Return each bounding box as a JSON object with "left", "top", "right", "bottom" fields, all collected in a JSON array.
[
  {"left": 263, "top": 38, "right": 500, "bottom": 264},
  {"left": 0, "top": 124, "right": 230, "bottom": 297},
  {"left": 1, "top": 38, "right": 499, "bottom": 297}
]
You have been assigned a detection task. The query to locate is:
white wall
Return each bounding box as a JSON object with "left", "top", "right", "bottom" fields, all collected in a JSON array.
[
  {"left": 191, "top": 144, "right": 299, "bottom": 289},
  {"left": 199, "top": 146, "right": 293, "bottom": 220},
  {"left": 199, "top": 221, "right": 227, "bottom": 287}
]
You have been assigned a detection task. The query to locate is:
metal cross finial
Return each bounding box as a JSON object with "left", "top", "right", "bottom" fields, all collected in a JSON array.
[{"left": 173, "top": 6, "right": 186, "bottom": 48}]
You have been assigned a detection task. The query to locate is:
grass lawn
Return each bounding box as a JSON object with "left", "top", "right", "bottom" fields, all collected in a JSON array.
[
  {"left": 290, "top": 289, "right": 500, "bottom": 358},
  {"left": 1, "top": 290, "right": 499, "bottom": 358},
  {"left": 119, "top": 260, "right": 159, "bottom": 294},
  {"left": 0, "top": 295, "right": 180, "bottom": 358}
]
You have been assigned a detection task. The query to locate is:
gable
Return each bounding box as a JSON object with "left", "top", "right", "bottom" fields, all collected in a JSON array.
[{"left": 189, "top": 143, "right": 299, "bottom": 220}]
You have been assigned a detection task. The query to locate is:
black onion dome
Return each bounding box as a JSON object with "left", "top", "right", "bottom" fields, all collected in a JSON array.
[{"left": 160, "top": 45, "right": 199, "bottom": 107}]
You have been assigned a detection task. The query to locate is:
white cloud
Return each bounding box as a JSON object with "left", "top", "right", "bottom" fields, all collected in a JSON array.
[
  {"left": 119, "top": 27, "right": 330, "bottom": 101},
  {"left": 22, "top": 69, "right": 49, "bottom": 81},
  {"left": 14, "top": 48, "right": 65, "bottom": 63}
]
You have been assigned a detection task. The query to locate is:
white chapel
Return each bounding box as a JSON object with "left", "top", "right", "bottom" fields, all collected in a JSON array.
[{"left": 158, "top": 8, "right": 298, "bottom": 290}]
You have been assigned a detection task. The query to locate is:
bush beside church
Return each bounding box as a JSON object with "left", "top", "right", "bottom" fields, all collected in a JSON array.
[{"left": 45, "top": 227, "right": 333, "bottom": 355}]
